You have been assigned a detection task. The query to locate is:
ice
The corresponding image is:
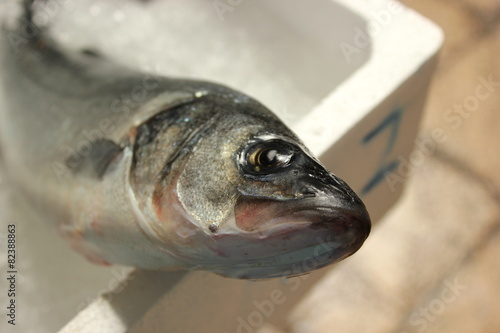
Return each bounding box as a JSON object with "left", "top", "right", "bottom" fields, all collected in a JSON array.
[{"left": 45, "top": 0, "right": 367, "bottom": 125}]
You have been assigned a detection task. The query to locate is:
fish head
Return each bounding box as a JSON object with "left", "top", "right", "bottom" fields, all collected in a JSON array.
[
  {"left": 148, "top": 101, "right": 370, "bottom": 279},
  {"left": 224, "top": 133, "right": 371, "bottom": 278}
]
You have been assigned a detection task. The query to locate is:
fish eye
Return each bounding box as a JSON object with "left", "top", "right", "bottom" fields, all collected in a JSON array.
[{"left": 241, "top": 140, "right": 295, "bottom": 174}]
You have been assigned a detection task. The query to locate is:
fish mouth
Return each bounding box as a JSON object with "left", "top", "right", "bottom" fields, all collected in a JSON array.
[
  {"left": 234, "top": 196, "right": 370, "bottom": 236},
  {"left": 206, "top": 196, "right": 370, "bottom": 279},
  {"left": 208, "top": 237, "right": 360, "bottom": 279}
]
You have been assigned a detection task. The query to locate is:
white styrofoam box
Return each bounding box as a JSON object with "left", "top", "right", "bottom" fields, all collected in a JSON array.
[
  {"left": 0, "top": 0, "right": 442, "bottom": 333},
  {"left": 295, "top": 0, "right": 444, "bottom": 222}
]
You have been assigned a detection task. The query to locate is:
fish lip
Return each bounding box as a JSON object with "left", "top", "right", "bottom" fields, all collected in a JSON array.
[
  {"left": 203, "top": 196, "right": 371, "bottom": 279},
  {"left": 281, "top": 201, "right": 371, "bottom": 256},
  {"left": 284, "top": 192, "right": 371, "bottom": 239},
  {"left": 306, "top": 203, "right": 371, "bottom": 238},
  {"left": 233, "top": 195, "right": 371, "bottom": 238},
  {"left": 205, "top": 234, "right": 364, "bottom": 279}
]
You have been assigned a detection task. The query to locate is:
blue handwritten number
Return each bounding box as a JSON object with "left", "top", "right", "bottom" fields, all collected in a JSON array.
[{"left": 361, "top": 108, "right": 403, "bottom": 195}]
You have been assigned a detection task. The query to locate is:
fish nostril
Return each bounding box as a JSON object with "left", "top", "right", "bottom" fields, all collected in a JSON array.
[{"left": 298, "top": 175, "right": 354, "bottom": 200}]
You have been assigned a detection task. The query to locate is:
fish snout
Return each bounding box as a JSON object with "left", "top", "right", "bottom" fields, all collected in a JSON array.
[
  {"left": 307, "top": 201, "right": 371, "bottom": 256},
  {"left": 228, "top": 193, "right": 370, "bottom": 274},
  {"left": 212, "top": 199, "right": 370, "bottom": 279},
  {"left": 293, "top": 168, "right": 371, "bottom": 233}
]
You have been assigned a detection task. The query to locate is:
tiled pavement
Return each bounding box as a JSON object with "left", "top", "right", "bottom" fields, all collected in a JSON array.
[{"left": 285, "top": 0, "right": 500, "bottom": 332}]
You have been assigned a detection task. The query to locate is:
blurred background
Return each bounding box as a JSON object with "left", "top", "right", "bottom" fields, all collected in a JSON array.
[{"left": 286, "top": 0, "right": 500, "bottom": 332}]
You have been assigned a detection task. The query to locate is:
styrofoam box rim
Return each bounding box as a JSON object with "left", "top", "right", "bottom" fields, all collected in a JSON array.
[{"left": 294, "top": 0, "right": 444, "bottom": 155}]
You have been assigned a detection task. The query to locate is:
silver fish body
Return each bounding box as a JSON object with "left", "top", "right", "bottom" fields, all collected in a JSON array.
[{"left": 0, "top": 3, "right": 370, "bottom": 279}]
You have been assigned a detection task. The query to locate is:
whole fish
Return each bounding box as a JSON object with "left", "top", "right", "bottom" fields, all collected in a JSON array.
[{"left": 0, "top": 1, "right": 370, "bottom": 279}]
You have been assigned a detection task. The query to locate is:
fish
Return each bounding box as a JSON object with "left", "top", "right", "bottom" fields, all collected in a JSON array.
[{"left": 0, "top": 1, "right": 370, "bottom": 279}]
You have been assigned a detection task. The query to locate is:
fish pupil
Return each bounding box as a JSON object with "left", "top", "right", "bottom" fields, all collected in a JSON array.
[
  {"left": 257, "top": 148, "right": 290, "bottom": 168},
  {"left": 259, "top": 149, "right": 278, "bottom": 166}
]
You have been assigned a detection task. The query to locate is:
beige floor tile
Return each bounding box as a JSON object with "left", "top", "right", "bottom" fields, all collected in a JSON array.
[
  {"left": 399, "top": 0, "right": 483, "bottom": 69},
  {"left": 419, "top": 26, "right": 500, "bottom": 189},
  {"left": 288, "top": 156, "right": 499, "bottom": 333},
  {"left": 398, "top": 227, "right": 500, "bottom": 333},
  {"left": 458, "top": 0, "right": 500, "bottom": 25},
  {"left": 257, "top": 324, "right": 285, "bottom": 333}
]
